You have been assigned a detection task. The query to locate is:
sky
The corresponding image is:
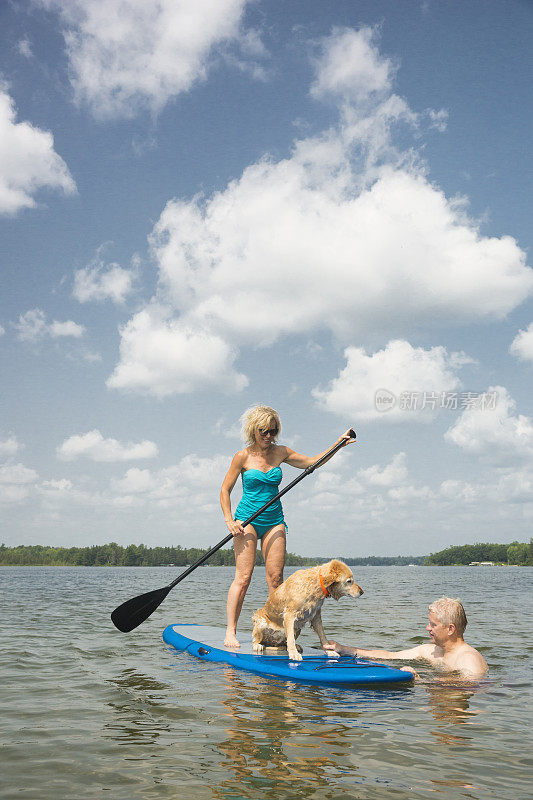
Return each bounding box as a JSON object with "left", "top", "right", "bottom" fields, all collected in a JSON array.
[{"left": 1, "top": 0, "right": 532, "bottom": 558}]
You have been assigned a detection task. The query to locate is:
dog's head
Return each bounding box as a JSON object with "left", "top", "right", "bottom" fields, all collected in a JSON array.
[{"left": 320, "top": 559, "right": 363, "bottom": 601}]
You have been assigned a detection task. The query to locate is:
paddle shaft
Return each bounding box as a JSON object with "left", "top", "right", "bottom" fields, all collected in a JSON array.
[{"left": 165, "top": 429, "right": 356, "bottom": 591}]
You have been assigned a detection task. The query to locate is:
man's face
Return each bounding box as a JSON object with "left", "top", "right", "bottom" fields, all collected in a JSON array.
[{"left": 426, "top": 612, "right": 453, "bottom": 646}]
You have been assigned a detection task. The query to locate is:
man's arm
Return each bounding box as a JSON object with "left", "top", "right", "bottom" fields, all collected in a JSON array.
[
  {"left": 355, "top": 644, "right": 431, "bottom": 660},
  {"left": 324, "top": 641, "right": 431, "bottom": 660}
]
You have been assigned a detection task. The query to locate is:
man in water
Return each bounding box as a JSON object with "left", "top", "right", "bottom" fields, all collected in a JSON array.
[{"left": 323, "top": 597, "right": 488, "bottom": 679}]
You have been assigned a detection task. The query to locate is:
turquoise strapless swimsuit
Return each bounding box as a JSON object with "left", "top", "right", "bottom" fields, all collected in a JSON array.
[{"left": 234, "top": 467, "right": 287, "bottom": 539}]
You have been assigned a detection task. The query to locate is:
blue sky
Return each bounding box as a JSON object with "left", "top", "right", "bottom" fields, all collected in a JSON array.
[{"left": 1, "top": 0, "right": 532, "bottom": 557}]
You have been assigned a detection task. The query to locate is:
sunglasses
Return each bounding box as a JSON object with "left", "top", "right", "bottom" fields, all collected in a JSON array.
[{"left": 258, "top": 428, "right": 278, "bottom": 437}]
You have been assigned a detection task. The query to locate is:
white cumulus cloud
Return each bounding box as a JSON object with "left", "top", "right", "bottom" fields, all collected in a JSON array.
[
  {"left": 493, "top": 469, "right": 533, "bottom": 504},
  {"left": 510, "top": 322, "right": 533, "bottom": 363},
  {"left": 111, "top": 467, "right": 157, "bottom": 495},
  {"left": 311, "top": 26, "right": 396, "bottom": 103},
  {"left": 40, "top": 0, "right": 257, "bottom": 118},
  {"left": 0, "top": 462, "right": 38, "bottom": 484},
  {"left": 0, "top": 462, "right": 38, "bottom": 504},
  {"left": 14, "top": 309, "right": 85, "bottom": 341},
  {"left": 49, "top": 320, "right": 85, "bottom": 338},
  {"left": 388, "top": 484, "right": 434, "bottom": 503},
  {"left": 110, "top": 454, "right": 230, "bottom": 509},
  {"left": 445, "top": 386, "right": 533, "bottom": 463},
  {"left": 109, "top": 26, "right": 532, "bottom": 396},
  {"left": 57, "top": 429, "right": 159, "bottom": 462},
  {"left": 0, "top": 436, "right": 21, "bottom": 457},
  {"left": 0, "top": 88, "right": 76, "bottom": 214},
  {"left": 73, "top": 258, "right": 136, "bottom": 304},
  {"left": 106, "top": 306, "right": 248, "bottom": 396},
  {"left": 313, "top": 340, "right": 472, "bottom": 422},
  {"left": 46, "top": 453, "right": 231, "bottom": 513},
  {"left": 149, "top": 161, "right": 532, "bottom": 346},
  {"left": 358, "top": 452, "right": 408, "bottom": 487},
  {"left": 38, "top": 478, "right": 101, "bottom": 508}
]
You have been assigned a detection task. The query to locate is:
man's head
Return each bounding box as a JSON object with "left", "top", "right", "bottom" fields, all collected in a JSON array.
[{"left": 427, "top": 597, "right": 467, "bottom": 641}]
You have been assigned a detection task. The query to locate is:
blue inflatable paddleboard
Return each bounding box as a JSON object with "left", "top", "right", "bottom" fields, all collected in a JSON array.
[{"left": 163, "top": 624, "right": 413, "bottom": 687}]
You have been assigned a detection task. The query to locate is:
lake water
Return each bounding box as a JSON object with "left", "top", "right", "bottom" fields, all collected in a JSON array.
[{"left": 1, "top": 564, "right": 532, "bottom": 800}]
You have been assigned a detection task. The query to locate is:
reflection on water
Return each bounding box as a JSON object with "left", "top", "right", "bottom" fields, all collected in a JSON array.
[
  {"left": 421, "top": 679, "right": 489, "bottom": 795},
  {"left": 424, "top": 680, "right": 485, "bottom": 749},
  {"left": 110, "top": 667, "right": 169, "bottom": 694},
  {"left": 104, "top": 669, "right": 173, "bottom": 746},
  {"left": 104, "top": 668, "right": 201, "bottom": 747},
  {"left": 212, "top": 667, "right": 503, "bottom": 799},
  {"left": 214, "top": 668, "right": 358, "bottom": 799}
]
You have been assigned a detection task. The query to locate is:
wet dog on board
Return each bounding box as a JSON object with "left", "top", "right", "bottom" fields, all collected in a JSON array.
[{"left": 252, "top": 559, "right": 363, "bottom": 661}]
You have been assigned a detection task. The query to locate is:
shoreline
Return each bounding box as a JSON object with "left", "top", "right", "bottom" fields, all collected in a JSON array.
[{"left": 2, "top": 562, "right": 527, "bottom": 568}]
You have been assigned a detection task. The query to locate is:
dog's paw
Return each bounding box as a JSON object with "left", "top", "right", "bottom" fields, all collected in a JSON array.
[
  {"left": 252, "top": 642, "right": 264, "bottom": 654},
  {"left": 288, "top": 650, "right": 303, "bottom": 662}
]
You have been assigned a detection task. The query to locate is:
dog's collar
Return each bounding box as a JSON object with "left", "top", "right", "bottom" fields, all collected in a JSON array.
[{"left": 318, "top": 568, "right": 329, "bottom": 597}]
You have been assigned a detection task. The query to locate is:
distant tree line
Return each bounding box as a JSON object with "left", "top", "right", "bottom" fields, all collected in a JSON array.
[
  {"left": 0, "top": 543, "right": 320, "bottom": 567},
  {"left": 2, "top": 541, "right": 530, "bottom": 567},
  {"left": 0, "top": 543, "right": 425, "bottom": 567},
  {"left": 425, "top": 540, "right": 533, "bottom": 566},
  {"left": 342, "top": 555, "right": 426, "bottom": 566}
]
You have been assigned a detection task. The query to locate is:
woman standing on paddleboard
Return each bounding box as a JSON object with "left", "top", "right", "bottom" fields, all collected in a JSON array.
[{"left": 220, "top": 404, "right": 354, "bottom": 648}]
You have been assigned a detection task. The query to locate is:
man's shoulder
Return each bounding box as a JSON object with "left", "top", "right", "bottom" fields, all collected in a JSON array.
[
  {"left": 455, "top": 640, "right": 483, "bottom": 657},
  {"left": 457, "top": 643, "right": 488, "bottom": 669}
]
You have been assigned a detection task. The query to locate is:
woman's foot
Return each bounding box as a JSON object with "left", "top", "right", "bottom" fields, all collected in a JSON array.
[{"left": 224, "top": 631, "right": 240, "bottom": 648}]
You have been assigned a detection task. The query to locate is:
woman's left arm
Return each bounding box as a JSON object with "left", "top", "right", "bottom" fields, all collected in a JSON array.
[{"left": 282, "top": 430, "right": 355, "bottom": 469}]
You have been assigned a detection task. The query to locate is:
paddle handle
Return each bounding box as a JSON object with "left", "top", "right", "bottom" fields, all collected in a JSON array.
[{"left": 166, "top": 429, "right": 355, "bottom": 591}]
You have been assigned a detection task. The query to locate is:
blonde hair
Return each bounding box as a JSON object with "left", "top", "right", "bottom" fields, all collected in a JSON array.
[
  {"left": 429, "top": 597, "right": 467, "bottom": 635},
  {"left": 241, "top": 405, "right": 281, "bottom": 446}
]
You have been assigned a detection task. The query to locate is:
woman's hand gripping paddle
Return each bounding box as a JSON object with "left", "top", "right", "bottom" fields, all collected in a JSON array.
[{"left": 111, "top": 429, "right": 356, "bottom": 632}]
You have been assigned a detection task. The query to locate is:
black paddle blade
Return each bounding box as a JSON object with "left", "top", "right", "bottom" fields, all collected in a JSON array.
[{"left": 111, "top": 585, "right": 171, "bottom": 632}]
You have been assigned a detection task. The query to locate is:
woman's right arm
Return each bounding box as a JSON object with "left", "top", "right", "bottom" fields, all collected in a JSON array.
[{"left": 220, "top": 452, "right": 246, "bottom": 536}]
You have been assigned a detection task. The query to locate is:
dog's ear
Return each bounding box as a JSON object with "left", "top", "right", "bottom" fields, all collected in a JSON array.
[{"left": 322, "top": 559, "right": 352, "bottom": 587}]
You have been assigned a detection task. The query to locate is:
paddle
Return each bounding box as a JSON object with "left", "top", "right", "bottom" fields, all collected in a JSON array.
[{"left": 111, "top": 429, "right": 356, "bottom": 632}]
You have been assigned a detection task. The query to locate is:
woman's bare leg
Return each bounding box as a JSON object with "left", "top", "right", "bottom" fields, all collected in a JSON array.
[
  {"left": 261, "top": 525, "right": 286, "bottom": 595},
  {"left": 225, "top": 524, "right": 257, "bottom": 647}
]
